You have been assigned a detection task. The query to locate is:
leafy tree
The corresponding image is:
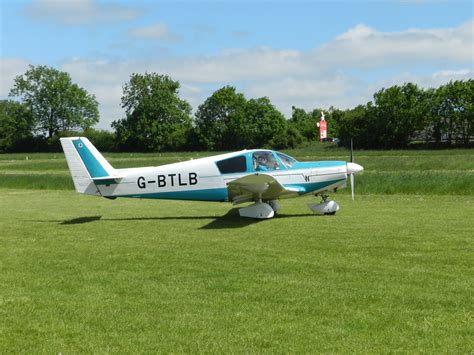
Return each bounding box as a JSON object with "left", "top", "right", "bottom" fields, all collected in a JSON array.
[
  {"left": 432, "top": 80, "right": 474, "bottom": 145},
  {"left": 112, "top": 73, "right": 192, "bottom": 151},
  {"left": 195, "top": 87, "right": 289, "bottom": 150},
  {"left": 371, "top": 83, "right": 427, "bottom": 148},
  {"left": 420, "top": 88, "right": 442, "bottom": 144},
  {"left": 332, "top": 104, "right": 379, "bottom": 148},
  {"left": 455, "top": 79, "right": 474, "bottom": 145},
  {"left": 243, "top": 97, "right": 288, "bottom": 148},
  {"left": 0, "top": 100, "right": 35, "bottom": 152},
  {"left": 194, "top": 86, "right": 246, "bottom": 150},
  {"left": 334, "top": 83, "right": 428, "bottom": 149},
  {"left": 83, "top": 128, "right": 117, "bottom": 152},
  {"left": 289, "top": 107, "right": 316, "bottom": 141},
  {"left": 9, "top": 65, "right": 99, "bottom": 138},
  {"left": 282, "top": 125, "right": 305, "bottom": 148}
]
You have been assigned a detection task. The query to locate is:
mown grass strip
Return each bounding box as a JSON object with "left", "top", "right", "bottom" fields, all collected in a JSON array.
[
  {"left": 1, "top": 170, "right": 473, "bottom": 195},
  {"left": 2, "top": 148, "right": 472, "bottom": 171},
  {"left": 356, "top": 171, "right": 474, "bottom": 195},
  {"left": 0, "top": 173, "right": 74, "bottom": 190}
]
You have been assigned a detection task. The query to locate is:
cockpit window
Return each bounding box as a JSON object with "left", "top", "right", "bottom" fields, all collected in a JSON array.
[
  {"left": 252, "top": 151, "right": 280, "bottom": 171},
  {"left": 216, "top": 155, "right": 247, "bottom": 174},
  {"left": 276, "top": 152, "right": 297, "bottom": 168}
]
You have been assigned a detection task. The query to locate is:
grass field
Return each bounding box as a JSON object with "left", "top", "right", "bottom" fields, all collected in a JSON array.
[{"left": 1, "top": 146, "right": 473, "bottom": 352}]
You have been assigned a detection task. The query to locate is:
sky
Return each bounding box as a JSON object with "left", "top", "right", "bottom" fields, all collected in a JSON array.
[{"left": 1, "top": 0, "right": 473, "bottom": 130}]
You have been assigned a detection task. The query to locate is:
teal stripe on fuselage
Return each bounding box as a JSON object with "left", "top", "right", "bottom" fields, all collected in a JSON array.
[
  {"left": 116, "top": 178, "right": 345, "bottom": 202},
  {"left": 73, "top": 139, "right": 108, "bottom": 178},
  {"left": 285, "top": 178, "right": 346, "bottom": 194},
  {"left": 290, "top": 161, "right": 346, "bottom": 170},
  {"left": 119, "top": 187, "right": 229, "bottom": 202}
]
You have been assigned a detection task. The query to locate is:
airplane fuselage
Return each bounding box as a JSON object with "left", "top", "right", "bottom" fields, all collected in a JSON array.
[
  {"left": 61, "top": 138, "right": 364, "bottom": 218},
  {"left": 95, "top": 150, "right": 349, "bottom": 202}
]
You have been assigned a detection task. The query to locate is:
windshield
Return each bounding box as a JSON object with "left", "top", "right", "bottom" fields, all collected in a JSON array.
[{"left": 276, "top": 152, "right": 297, "bottom": 168}]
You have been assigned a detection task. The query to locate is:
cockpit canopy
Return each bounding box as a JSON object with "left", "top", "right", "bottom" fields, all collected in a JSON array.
[{"left": 216, "top": 150, "right": 298, "bottom": 174}]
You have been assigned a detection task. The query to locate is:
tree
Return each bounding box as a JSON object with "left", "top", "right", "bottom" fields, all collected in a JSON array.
[
  {"left": 432, "top": 80, "right": 474, "bottom": 145},
  {"left": 332, "top": 104, "right": 380, "bottom": 149},
  {"left": 282, "top": 125, "right": 305, "bottom": 149},
  {"left": 289, "top": 107, "right": 316, "bottom": 141},
  {"left": 334, "top": 83, "right": 428, "bottom": 149},
  {"left": 9, "top": 65, "right": 99, "bottom": 138},
  {"left": 243, "top": 97, "right": 288, "bottom": 148},
  {"left": 83, "top": 128, "right": 117, "bottom": 152},
  {"left": 0, "top": 100, "right": 34, "bottom": 152},
  {"left": 194, "top": 87, "right": 289, "bottom": 150},
  {"left": 113, "top": 73, "right": 192, "bottom": 151},
  {"left": 372, "top": 83, "right": 427, "bottom": 148},
  {"left": 194, "top": 86, "right": 246, "bottom": 150}
]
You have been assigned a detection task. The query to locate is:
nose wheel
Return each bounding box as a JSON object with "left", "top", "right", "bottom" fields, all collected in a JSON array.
[{"left": 308, "top": 193, "right": 339, "bottom": 215}]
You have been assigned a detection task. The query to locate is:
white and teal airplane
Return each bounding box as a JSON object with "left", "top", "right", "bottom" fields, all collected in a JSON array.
[{"left": 61, "top": 137, "right": 363, "bottom": 219}]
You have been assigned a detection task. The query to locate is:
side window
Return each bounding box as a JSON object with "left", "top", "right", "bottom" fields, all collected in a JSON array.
[
  {"left": 216, "top": 156, "right": 247, "bottom": 174},
  {"left": 252, "top": 151, "right": 280, "bottom": 171}
]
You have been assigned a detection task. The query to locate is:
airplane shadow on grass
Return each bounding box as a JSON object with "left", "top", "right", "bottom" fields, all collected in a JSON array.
[{"left": 55, "top": 209, "right": 320, "bottom": 230}]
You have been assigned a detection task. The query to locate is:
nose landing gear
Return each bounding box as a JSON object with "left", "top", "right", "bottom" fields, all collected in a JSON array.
[{"left": 308, "top": 193, "right": 340, "bottom": 215}]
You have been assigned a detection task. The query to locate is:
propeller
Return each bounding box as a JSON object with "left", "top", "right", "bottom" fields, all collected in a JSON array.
[
  {"left": 350, "top": 138, "right": 353, "bottom": 163},
  {"left": 346, "top": 139, "right": 363, "bottom": 200},
  {"left": 350, "top": 139, "right": 354, "bottom": 200}
]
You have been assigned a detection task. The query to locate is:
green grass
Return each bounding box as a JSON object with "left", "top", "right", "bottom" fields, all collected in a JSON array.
[
  {"left": 0, "top": 191, "right": 472, "bottom": 352},
  {"left": 1, "top": 146, "right": 473, "bottom": 351}
]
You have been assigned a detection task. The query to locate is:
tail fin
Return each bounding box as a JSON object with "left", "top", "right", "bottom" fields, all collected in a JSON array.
[{"left": 60, "top": 137, "right": 116, "bottom": 195}]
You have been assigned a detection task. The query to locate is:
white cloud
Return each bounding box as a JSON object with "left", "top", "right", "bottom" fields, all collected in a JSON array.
[
  {"left": 367, "top": 68, "right": 474, "bottom": 94},
  {"left": 431, "top": 69, "right": 472, "bottom": 80},
  {"left": 24, "top": 0, "right": 141, "bottom": 25},
  {"left": 171, "top": 47, "right": 309, "bottom": 83},
  {"left": 128, "top": 23, "right": 181, "bottom": 42},
  {"left": 60, "top": 47, "right": 309, "bottom": 84},
  {"left": 248, "top": 76, "right": 356, "bottom": 101},
  {"left": 316, "top": 19, "right": 473, "bottom": 68},
  {"left": 246, "top": 76, "right": 360, "bottom": 116},
  {"left": 0, "top": 58, "right": 30, "bottom": 96}
]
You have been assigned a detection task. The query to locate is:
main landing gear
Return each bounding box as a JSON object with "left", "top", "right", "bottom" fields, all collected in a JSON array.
[
  {"left": 308, "top": 193, "right": 340, "bottom": 215},
  {"left": 238, "top": 193, "right": 339, "bottom": 219},
  {"left": 238, "top": 198, "right": 281, "bottom": 219}
]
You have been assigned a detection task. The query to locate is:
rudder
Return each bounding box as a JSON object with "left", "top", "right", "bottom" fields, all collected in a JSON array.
[{"left": 60, "top": 137, "right": 116, "bottom": 195}]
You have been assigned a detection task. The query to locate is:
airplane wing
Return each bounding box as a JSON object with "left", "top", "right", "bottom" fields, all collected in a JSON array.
[{"left": 227, "top": 173, "right": 301, "bottom": 205}]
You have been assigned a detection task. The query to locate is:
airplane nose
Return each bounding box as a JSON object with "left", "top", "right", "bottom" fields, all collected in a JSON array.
[{"left": 347, "top": 162, "right": 364, "bottom": 174}]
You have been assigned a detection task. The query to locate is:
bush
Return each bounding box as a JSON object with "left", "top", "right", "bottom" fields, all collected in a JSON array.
[{"left": 83, "top": 128, "right": 117, "bottom": 152}]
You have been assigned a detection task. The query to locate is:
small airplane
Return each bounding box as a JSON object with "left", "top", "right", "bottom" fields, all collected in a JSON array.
[{"left": 60, "top": 137, "right": 363, "bottom": 219}]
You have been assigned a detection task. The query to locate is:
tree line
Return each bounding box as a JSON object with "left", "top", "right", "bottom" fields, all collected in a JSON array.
[
  {"left": 332, "top": 81, "right": 474, "bottom": 148},
  {"left": 1, "top": 65, "right": 473, "bottom": 152}
]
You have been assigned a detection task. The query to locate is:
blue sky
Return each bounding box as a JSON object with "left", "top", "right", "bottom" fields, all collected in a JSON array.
[{"left": 1, "top": 0, "right": 473, "bottom": 129}]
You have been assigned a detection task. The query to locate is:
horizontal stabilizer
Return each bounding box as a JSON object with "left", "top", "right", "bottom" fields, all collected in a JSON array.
[{"left": 92, "top": 176, "right": 124, "bottom": 185}]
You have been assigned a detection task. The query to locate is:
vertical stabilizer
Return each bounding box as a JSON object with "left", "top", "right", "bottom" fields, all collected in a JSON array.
[{"left": 60, "top": 137, "right": 116, "bottom": 195}]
